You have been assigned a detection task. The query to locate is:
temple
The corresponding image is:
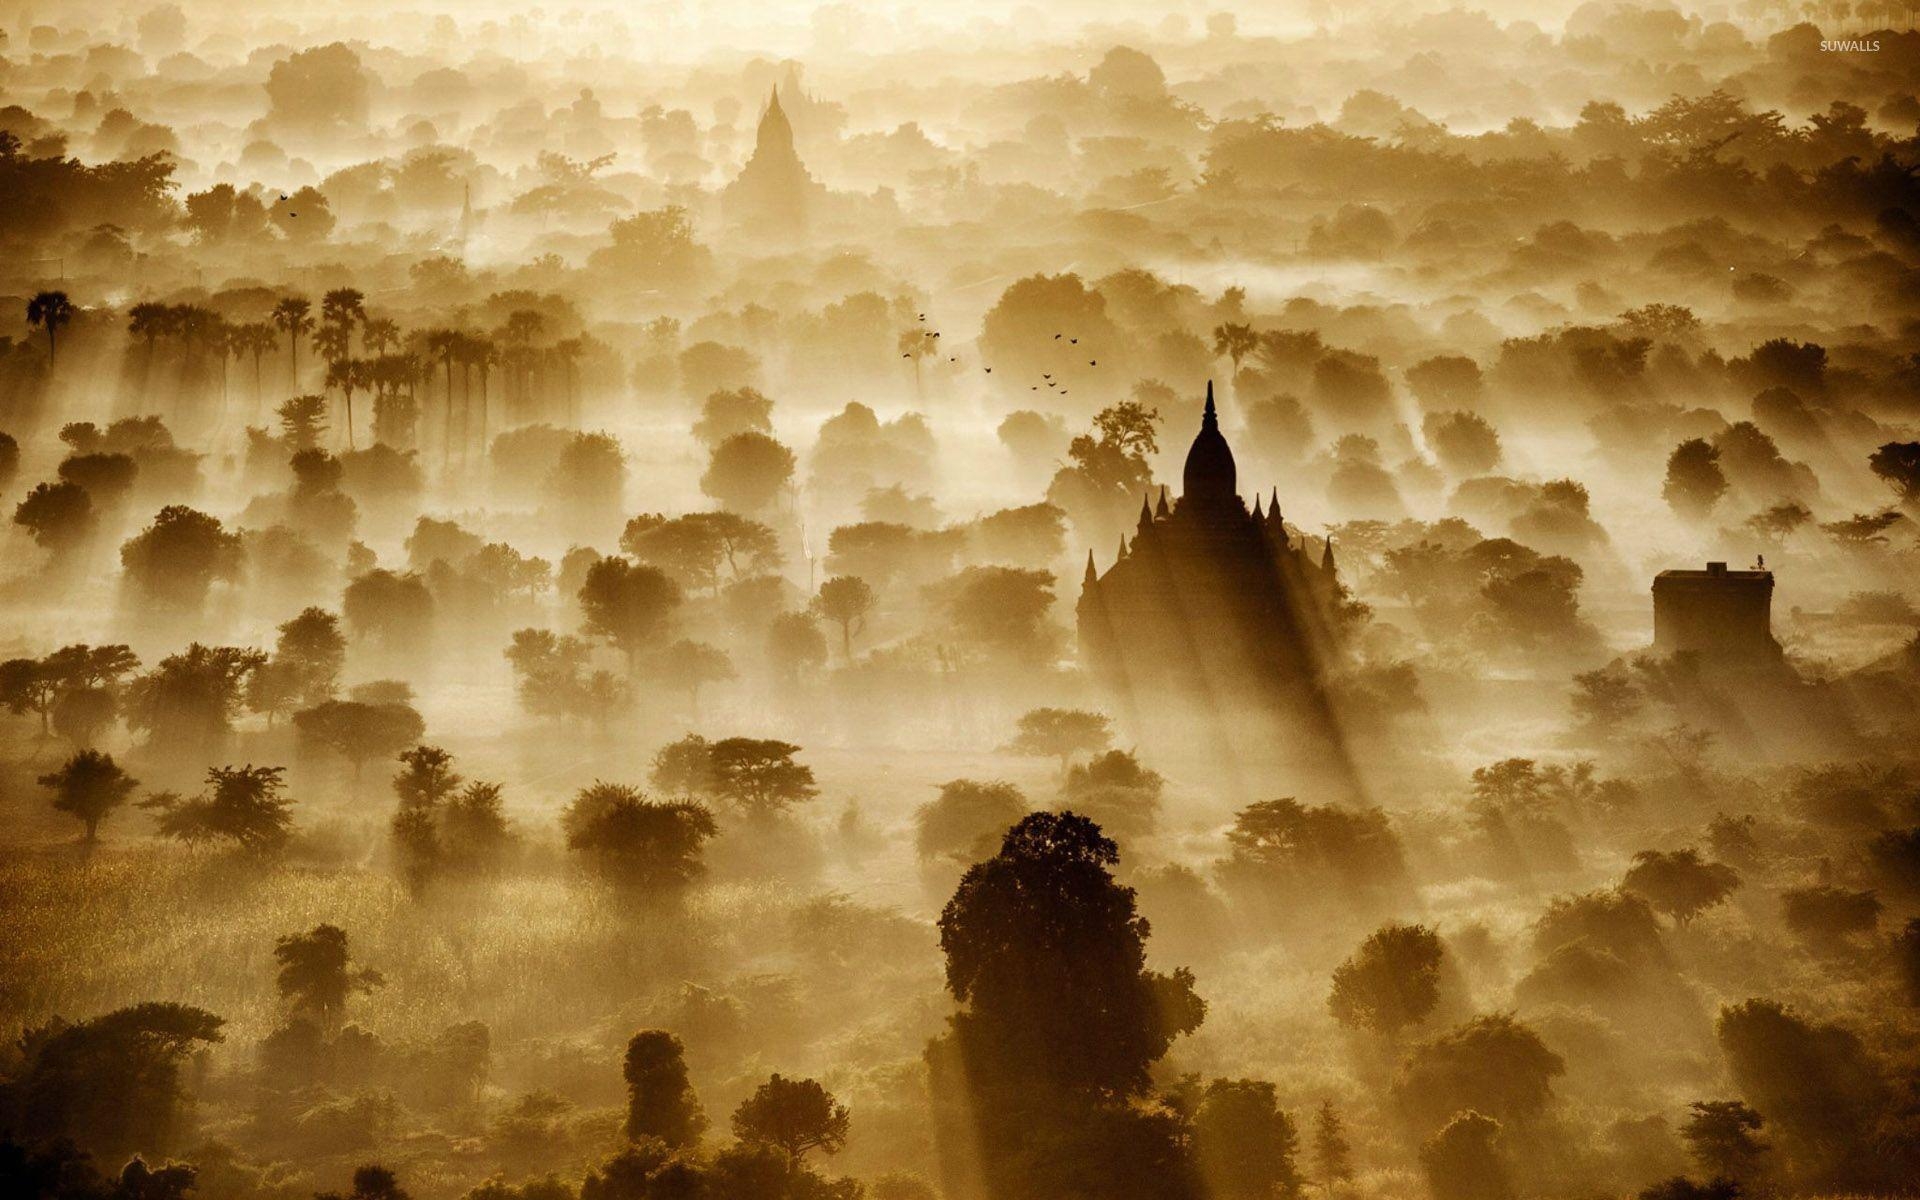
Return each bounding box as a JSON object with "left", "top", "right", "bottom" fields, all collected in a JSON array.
[
  {"left": 1076, "top": 384, "right": 1348, "bottom": 731},
  {"left": 1652, "top": 561, "right": 1783, "bottom": 666},
  {"left": 722, "top": 87, "right": 818, "bottom": 238}
]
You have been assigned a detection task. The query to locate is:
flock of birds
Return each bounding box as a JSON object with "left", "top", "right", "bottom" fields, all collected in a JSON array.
[{"left": 902, "top": 312, "right": 1097, "bottom": 397}]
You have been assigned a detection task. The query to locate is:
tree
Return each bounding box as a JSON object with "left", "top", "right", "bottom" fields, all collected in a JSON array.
[
  {"left": 1422, "top": 411, "right": 1501, "bottom": 476},
  {"left": 343, "top": 569, "right": 435, "bottom": 650},
  {"left": 119, "top": 505, "right": 245, "bottom": 609},
  {"left": 1745, "top": 500, "right": 1813, "bottom": 544},
  {"left": 623, "top": 1030, "right": 707, "bottom": 1147},
  {"left": 562, "top": 783, "right": 717, "bottom": 890},
  {"left": 1869, "top": 442, "right": 1920, "bottom": 506},
  {"left": 811, "top": 575, "right": 874, "bottom": 661},
  {"left": 1622, "top": 849, "right": 1740, "bottom": 925},
  {"left": 1714, "top": 999, "right": 1885, "bottom": 1186},
  {"left": 144, "top": 765, "right": 295, "bottom": 851},
  {"left": 1420, "top": 1111, "right": 1511, "bottom": 1200},
  {"left": 578, "top": 557, "right": 682, "bottom": 671},
  {"left": 939, "top": 811, "right": 1204, "bottom": 1097},
  {"left": 6, "top": 1002, "right": 224, "bottom": 1160},
  {"left": 917, "top": 779, "right": 1028, "bottom": 864},
  {"left": 26, "top": 290, "right": 74, "bottom": 365},
  {"left": 14, "top": 480, "right": 95, "bottom": 551},
  {"left": 766, "top": 611, "right": 828, "bottom": 682},
  {"left": 1780, "top": 884, "right": 1880, "bottom": 945},
  {"left": 1393, "top": 1014, "right": 1564, "bottom": 1131},
  {"left": 274, "top": 923, "right": 384, "bottom": 1032},
  {"left": 1005, "top": 707, "right": 1113, "bottom": 773},
  {"left": 1212, "top": 323, "right": 1258, "bottom": 381},
  {"left": 294, "top": 700, "right": 426, "bottom": 786},
  {"left": 731, "top": 1074, "right": 850, "bottom": 1160},
  {"left": 278, "top": 394, "right": 328, "bottom": 451},
  {"left": 1191, "top": 1078, "right": 1304, "bottom": 1200},
  {"left": 38, "top": 749, "right": 139, "bottom": 841},
  {"left": 1327, "top": 923, "right": 1445, "bottom": 1040},
  {"left": 1312, "top": 1100, "right": 1354, "bottom": 1195},
  {"left": 273, "top": 607, "right": 348, "bottom": 706},
  {"left": 1663, "top": 439, "right": 1728, "bottom": 518},
  {"left": 651, "top": 640, "right": 733, "bottom": 717},
  {"left": 123, "top": 644, "right": 266, "bottom": 757},
  {"left": 707, "top": 738, "right": 818, "bottom": 818},
  {"left": 928, "top": 566, "right": 1058, "bottom": 665},
  {"left": 693, "top": 386, "right": 774, "bottom": 448},
  {"left": 1681, "top": 1100, "right": 1769, "bottom": 1184},
  {"left": 700, "top": 431, "right": 795, "bottom": 513},
  {"left": 649, "top": 734, "right": 716, "bottom": 799}
]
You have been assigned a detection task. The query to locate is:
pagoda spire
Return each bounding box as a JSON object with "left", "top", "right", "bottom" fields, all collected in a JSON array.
[
  {"left": 1083, "top": 550, "right": 1098, "bottom": 585},
  {"left": 1116, "top": 532, "right": 1128, "bottom": 561},
  {"left": 1251, "top": 492, "right": 1264, "bottom": 519},
  {"left": 1137, "top": 492, "right": 1154, "bottom": 530},
  {"left": 1155, "top": 484, "right": 1170, "bottom": 518},
  {"left": 1322, "top": 535, "right": 1337, "bottom": 573},
  {"left": 1203, "top": 380, "right": 1217, "bottom": 428}
]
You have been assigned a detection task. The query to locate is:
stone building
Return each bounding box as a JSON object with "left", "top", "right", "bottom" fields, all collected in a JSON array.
[
  {"left": 1651, "top": 561, "right": 1783, "bottom": 665},
  {"left": 722, "top": 87, "right": 819, "bottom": 238},
  {"left": 1076, "top": 384, "right": 1348, "bottom": 730}
]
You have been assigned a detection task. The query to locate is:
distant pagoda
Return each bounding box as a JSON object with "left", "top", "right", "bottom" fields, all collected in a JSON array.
[{"left": 722, "top": 86, "right": 817, "bottom": 238}]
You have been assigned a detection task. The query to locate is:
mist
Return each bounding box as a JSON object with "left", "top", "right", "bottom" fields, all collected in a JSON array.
[{"left": 3, "top": 3, "right": 1920, "bottom": 1200}]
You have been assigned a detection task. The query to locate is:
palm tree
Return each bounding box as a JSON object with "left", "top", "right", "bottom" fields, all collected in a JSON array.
[
  {"left": 501, "top": 309, "right": 544, "bottom": 420},
  {"left": 235, "top": 322, "right": 277, "bottom": 415},
  {"left": 271, "top": 297, "right": 314, "bottom": 391},
  {"left": 898, "top": 327, "right": 936, "bottom": 400},
  {"left": 362, "top": 316, "right": 400, "bottom": 357},
  {"left": 469, "top": 335, "right": 496, "bottom": 459},
  {"left": 320, "top": 288, "right": 366, "bottom": 334},
  {"left": 26, "top": 290, "right": 74, "bottom": 366},
  {"left": 127, "top": 301, "right": 171, "bottom": 375},
  {"left": 326, "top": 357, "right": 370, "bottom": 450},
  {"left": 425, "top": 329, "right": 460, "bottom": 465},
  {"left": 552, "top": 336, "right": 585, "bottom": 426},
  {"left": 1212, "top": 322, "right": 1258, "bottom": 391}
]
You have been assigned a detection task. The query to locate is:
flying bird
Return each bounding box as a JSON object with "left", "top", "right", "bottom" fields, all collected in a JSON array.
[
  {"left": 1089, "top": 360, "right": 1096, "bottom": 366},
  {"left": 1053, "top": 333, "right": 1062, "bottom": 339},
  {"left": 1070, "top": 338, "right": 1078, "bottom": 344},
  {"left": 985, "top": 367, "right": 992, "bottom": 373}
]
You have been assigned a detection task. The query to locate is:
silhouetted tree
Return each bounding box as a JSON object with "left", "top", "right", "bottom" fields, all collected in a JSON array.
[
  {"left": 1328, "top": 923, "right": 1444, "bottom": 1040},
  {"left": 1780, "top": 884, "right": 1880, "bottom": 946},
  {"left": 562, "top": 783, "right": 717, "bottom": 890},
  {"left": 38, "top": 750, "right": 138, "bottom": 841},
  {"left": 811, "top": 576, "right": 874, "bottom": 661},
  {"left": 1312, "top": 1100, "right": 1354, "bottom": 1195},
  {"left": 5, "top": 1002, "right": 224, "bottom": 1160},
  {"left": 700, "top": 431, "right": 795, "bottom": 513},
  {"left": 123, "top": 644, "right": 266, "bottom": 757},
  {"left": 119, "top": 506, "right": 244, "bottom": 609},
  {"left": 707, "top": 738, "right": 818, "bottom": 818},
  {"left": 578, "top": 558, "right": 682, "bottom": 671},
  {"left": 1005, "top": 707, "right": 1112, "bottom": 773},
  {"left": 1393, "top": 1014, "right": 1564, "bottom": 1131},
  {"left": 1681, "top": 1100, "right": 1769, "bottom": 1185},
  {"left": 294, "top": 700, "right": 425, "bottom": 787},
  {"left": 623, "top": 1030, "right": 706, "bottom": 1147},
  {"left": 274, "top": 924, "right": 384, "bottom": 1033},
  {"left": 650, "top": 639, "right": 734, "bottom": 718},
  {"left": 1622, "top": 849, "right": 1740, "bottom": 925},
  {"left": 26, "top": 290, "right": 74, "bottom": 365},
  {"left": 731, "top": 1074, "right": 850, "bottom": 1161},
  {"left": 766, "top": 611, "right": 828, "bottom": 682},
  {"left": 343, "top": 569, "right": 435, "bottom": 651},
  {"left": 1420, "top": 1111, "right": 1511, "bottom": 1200},
  {"left": 1868, "top": 442, "right": 1920, "bottom": 507},
  {"left": 1715, "top": 998, "right": 1887, "bottom": 1188},
  {"left": 1190, "top": 1078, "right": 1304, "bottom": 1200},
  {"left": 14, "top": 481, "right": 95, "bottom": 552},
  {"left": 916, "top": 780, "right": 1027, "bottom": 864},
  {"left": 144, "top": 765, "right": 294, "bottom": 851},
  {"left": 1663, "top": 439, "right": 1728, "bottom": 519}
]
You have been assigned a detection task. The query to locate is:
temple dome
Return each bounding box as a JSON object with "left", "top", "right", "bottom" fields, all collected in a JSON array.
[{"left": 1181, "top": 382, "right": 1237, "bottom": 508}]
